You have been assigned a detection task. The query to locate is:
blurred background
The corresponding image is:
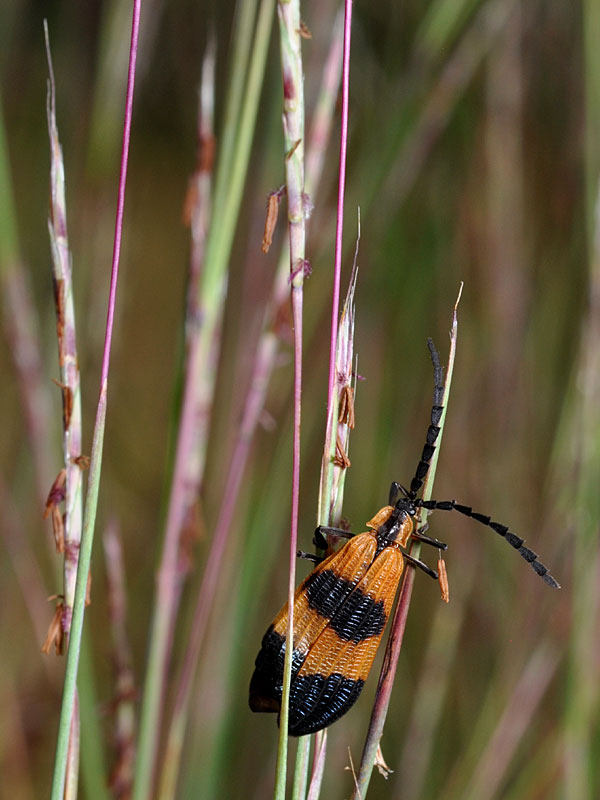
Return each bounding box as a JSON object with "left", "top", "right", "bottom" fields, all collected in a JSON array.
[{"left": 1, "top": 0, "right": 598, "bottom": 798}]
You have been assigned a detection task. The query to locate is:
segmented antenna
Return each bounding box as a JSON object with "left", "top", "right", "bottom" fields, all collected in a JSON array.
[
  {"left": 415, "top": 499, "right": 560, "bottom": 589},
  {"left": 409, "top": 338, "right": 445, "bottom": 499},
  {"left": 391, "top": 338, "right": 559, "bottom": 589}
]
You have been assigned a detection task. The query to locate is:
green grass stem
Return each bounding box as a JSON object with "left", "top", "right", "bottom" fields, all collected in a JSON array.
[
  {"left": 133, "top": 5, "right": 274, "bottom": 797},
  {"left": 353, "top": 286, "right": 462, "bottom": 799},
  {"left": 50, "top": 385, "right": 108, "bottom": 800}
]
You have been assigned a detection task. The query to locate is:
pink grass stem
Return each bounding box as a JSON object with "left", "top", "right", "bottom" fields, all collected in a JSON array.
[
  {"left": 306, "top": 730, "right": 327, "bottom": 800},
  {"left": 353, "top": 567, "right": 415, "bottom": 797}
]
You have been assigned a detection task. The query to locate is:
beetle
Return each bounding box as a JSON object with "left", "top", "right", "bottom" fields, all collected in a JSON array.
[{"left": 249, "top": 340, "right": 559, "bottom": 737}]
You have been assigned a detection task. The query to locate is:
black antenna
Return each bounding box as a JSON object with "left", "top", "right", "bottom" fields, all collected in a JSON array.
[
  {"left": 408, "top": 338, "right": 445, "bottom": 500},
  {"left": 401, "top": 338, "right": 559, "bottom": 590},
  {"left": 415, "top": 499, "right": 560, "bottom": 589}
]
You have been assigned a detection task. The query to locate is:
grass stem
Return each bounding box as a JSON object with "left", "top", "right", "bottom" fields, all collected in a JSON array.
[
  {"left": 274, "top": 0, "right": 307, "bottom": 792},
  {"left": 49, "top": 2, "right": 140, "bottom": 795},
  {"left": 352, "top": 287, "right": 462, "bottom": 799}
]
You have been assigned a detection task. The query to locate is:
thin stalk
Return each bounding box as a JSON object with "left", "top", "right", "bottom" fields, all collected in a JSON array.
[
  {"left": 50, "top": 3, "right": 140, "bottom": 796},
  {"left": 64, "top": 692, "right": 80, "bottom": 800},
  {"left": 274, "top": 0, "right": 307, "bottom": 793},
  {"left": 185, "top": 36, "right": 216, "bottom": 337},
  {"left": 154, "top": 42, "right": 216, "bottom": 800},
  {"left": 134, "top": 5, "right": 273, "bottom": 797},
  {"left": 290, "top": 9, "right": 353, "bottom": 795},
  {"left": 290, "top": 263, "right": 358, "bottom": 800},
  {"left": 294, "top": 68, "right": 357, "bottom": 800},
  {"left": 395, "top": 564, "right": 474, "bottom": 798},
  {"left": 45, "top": 21, "right": 84, "bottom": 796},
  {"left": 305, "top": 731, "right": 327, "bottom": 800},
  {"left": 352, "top": 287, "right": 462, "bottom": 799},
  {"left": 276, "top": 285, "right": 303, "bottom": 798},
  {"left": 159, "top": 23, "right": 344, "bottom": 796},
  {"left": 291, "top": 738, "right": 311, "bottom": 800},
  {"left": 191, "top": 427, "right": 301, "bottom": 799}
]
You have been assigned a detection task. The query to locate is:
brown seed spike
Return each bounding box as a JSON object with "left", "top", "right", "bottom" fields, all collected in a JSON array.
[
  {"left": 285, "top": 139, "right": 302, "bottom": 160},
  {"left": 51, "top": 506, "right": 65, "bottom": 553},
  {"left": 62, "top": 385, "right": 73, "bottom": 430},
  {"left": 199, "top": 132, "right": 216, "bottom": 174},
  {"left": 298, "top": 20, "right": 312, "bottom": 39},
  {"left": 375, "top": 744, "right": 393, "bottom": 779},
  {"left": 338, "top": 384, "right": 356, "bottom": 428},
  {"left": 51, "top": 378, "right": 73, "bottom": 429},
  {"left": 43, "top": 468, "right": 67, "bottom": 518},
  {"left": 438, "top": 557, "right": 450, "bottom": 603},
  {"left": 262, "top": 191, "right": 281, "bottom": 253},
  {"left": 53, "top": 279, "right": 66, "bottom": 364},
  {"left": 333, "top": 434, "right": 351, "bottom": 469},
  {"left": 41, "top": 600, "right": 65, "bottom": 655},
  {"left": 85, "top": 571, "right": 92, "bottom": 606}
]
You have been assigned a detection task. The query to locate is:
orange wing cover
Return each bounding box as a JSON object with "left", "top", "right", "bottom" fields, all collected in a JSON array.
[{"left": 249, "top": 532, "right": 405, "bottom": 736}]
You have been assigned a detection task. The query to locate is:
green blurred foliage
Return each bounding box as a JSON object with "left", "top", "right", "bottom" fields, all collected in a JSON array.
[{"left": 1, "top": 1, "right": 597, "bottom": 798}]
